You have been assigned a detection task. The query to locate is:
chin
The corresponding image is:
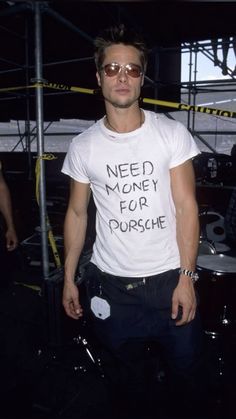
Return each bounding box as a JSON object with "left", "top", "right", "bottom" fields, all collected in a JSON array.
[
  {"left": 104, "top": 92, "right": 139, "bottom": 109},
  {"left": 114, "top": 102, "right": 133, "bottom": 109},
  {"left": 111, "top": 97, "right": 139, "bottom": 109}
]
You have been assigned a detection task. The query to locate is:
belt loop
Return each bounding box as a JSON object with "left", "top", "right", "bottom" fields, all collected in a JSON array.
[{"left": 125, "top": 277, "right": 146, "bottom": 290}]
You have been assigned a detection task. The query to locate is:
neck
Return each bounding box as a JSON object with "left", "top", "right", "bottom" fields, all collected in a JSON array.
[{"left": 105, "top": 108, "right": 144, "bottom": 134}]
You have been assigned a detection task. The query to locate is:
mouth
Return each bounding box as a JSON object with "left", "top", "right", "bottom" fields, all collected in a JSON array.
[{"left": 114, "top": 88, "right": 131, "bottom": 94}]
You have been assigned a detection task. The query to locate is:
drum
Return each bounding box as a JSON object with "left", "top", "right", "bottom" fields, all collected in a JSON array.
[
  {"left": 196, "top": 254, "right": 236, "bottom": 333},
  {"left": 199, "top": 211, "right": 226, "bottom": 243},
  {"left": 198, "top": 239, "right": 216, "bottom": 255},
  {"left": 214, "top": 242, "right": 231, "bottom": 253}
]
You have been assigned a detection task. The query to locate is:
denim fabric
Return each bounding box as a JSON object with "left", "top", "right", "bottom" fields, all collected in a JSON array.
[
  {"left": 84, "top": 262, "right": 203, "bottom": 375},
  {"left": 83, "top": 263, "right": 207, "bottom": 416}
]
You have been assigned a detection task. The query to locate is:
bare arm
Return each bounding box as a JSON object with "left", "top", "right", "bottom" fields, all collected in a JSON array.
[
  {"left": 63, "top": 179, "right": 91, "bottom": 319},
  {"left": 170, "top": 159, "right": 199, "bottom": 326},
  {"left": 0, "top": 170, "right": 18, "bottom": 251}
]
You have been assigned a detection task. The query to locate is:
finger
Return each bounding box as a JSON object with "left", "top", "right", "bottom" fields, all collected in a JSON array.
[
  {"left": 67, "top": 306, "right": 81, "bottom": 320},
  {"left": 186, "top": 296, "right": 197, "bottom": 322},
  {"left": 7, "top": 244, "right": 16, "bottom": 251},
  {"left": 70, "top": 298, "right": 84, "bottom": 317},
  {"left": 188, "top": 306, "right": 196, "bottom": 323},
  {"left": 176, "top": 304, "right": 196, "bottom": 325},
  {"left": 63, "top": 300, "right": 80, "bottom": 320},
  {"left": 73, "top": 300, "right": 82, "bottom": 316},
  {"left": 171, "top": 299, "right": 179, "bottom": 320},
  {"left": 175, "top": 306, "right": 190, "bottom": 326},
  {"left": 74, "top": 305, "right": 83, "bottom": 318}
]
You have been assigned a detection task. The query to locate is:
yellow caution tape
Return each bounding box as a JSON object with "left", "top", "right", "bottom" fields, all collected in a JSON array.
[
  {"left": 1, "top": 81, "right": 236, "bottom": 118},
  {"left": 0, "top": 85, "right": 36, "bottom": 92},
  {"left": 42, "top": 81, "right": 95, "bottom": 95},
  {"left": 143, "top": 98, "right": 236, "bottom": 119},
  {"left": 14, "top": 281, "right": 42, "bottom": 294},
  {"left": 35, "top": 153, "right": 62, "bottom": 269}
]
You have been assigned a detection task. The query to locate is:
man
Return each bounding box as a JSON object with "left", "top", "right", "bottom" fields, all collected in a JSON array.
[
  {"left": 62, "top": 25, "right": 204, "bottom": 416},
  {"left": 0, "top": 160, "right": 18, "bottom": 285}
]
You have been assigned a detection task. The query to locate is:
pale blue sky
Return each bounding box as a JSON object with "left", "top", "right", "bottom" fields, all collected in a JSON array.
[{"left": 181, "top": 43, "right": 236, "bottom": 81}]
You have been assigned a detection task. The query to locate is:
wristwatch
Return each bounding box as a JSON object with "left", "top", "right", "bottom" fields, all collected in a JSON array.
[{"left": 179, "top": 268, "right": 199, "bottom": 283}]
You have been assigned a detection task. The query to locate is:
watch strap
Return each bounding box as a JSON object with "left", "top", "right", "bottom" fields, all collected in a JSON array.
[{"left": 179, "top": 268, "right": 199, "bottom": 283}]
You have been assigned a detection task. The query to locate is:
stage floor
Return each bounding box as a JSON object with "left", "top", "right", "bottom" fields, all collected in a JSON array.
[{"left": 0, "top": 275, "right": 236, "bottom": 419}]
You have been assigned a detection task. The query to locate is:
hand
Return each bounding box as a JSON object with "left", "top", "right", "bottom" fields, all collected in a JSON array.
[
  {"left": 171, "top": 275, "right": 197, "bottom": 326},
  {"left": 5, "top": 228, "right": 18, "bottom": 251},
  {"left": 62, "top": 281, "right": 83, "bottom": 320}
]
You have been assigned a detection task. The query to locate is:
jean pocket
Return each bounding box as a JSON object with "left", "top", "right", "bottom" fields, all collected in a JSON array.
[{"left": 84, "top": 263, "right": 102, "bottom": 297}]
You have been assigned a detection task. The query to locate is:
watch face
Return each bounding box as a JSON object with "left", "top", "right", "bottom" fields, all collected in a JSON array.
[{"left": 192, "top": 272, "right": 199, "bottom": 282}]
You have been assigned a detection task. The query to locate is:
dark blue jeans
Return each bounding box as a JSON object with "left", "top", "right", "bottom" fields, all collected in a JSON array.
[{"left": 84, "top": 262, "right": 205, "bottom": 411}]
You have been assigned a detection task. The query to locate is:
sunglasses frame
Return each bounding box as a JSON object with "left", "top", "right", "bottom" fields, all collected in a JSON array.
[{"left": 101, "top": 62, "right": 143, "bottom": 78}]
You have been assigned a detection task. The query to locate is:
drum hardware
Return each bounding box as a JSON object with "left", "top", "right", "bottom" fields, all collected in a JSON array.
[
  {"left": 199, "top": 207, "right": 232, "bottom": 255},
  {"left": 33, "top": 268, "right": 105, "bottom": 417},
  {"left": 205, "top": 330, "right": 218, "bottom": 338},
  {"left": 204, "top": 331, "right": 227, "bottom": 385},
  {"left": 214, "top": 242, "right": 231, "bottom": 254},
  {"left": 198, "top": 238, "right": 216, "bottom": 255},
  {"left": 207, "top": 157, "right": 217, "bottom": 180},
  {"left": 220, "top": 305, "right": 231, "bottom": 326},
  {"left": 32, "top": 331, "right": 106, "bottom": 417},
  {"left": 194, "top": 152, "right": 233, "bottom": 185},
  {"left": 72, "top": 334, "right": 105, "bottom": 378},
  {"left": 197, "top": 253, "right": 236, "bottom": 274},
  {"left": 196, "top": 254, "right": 236, "bottom": 382},
  {"left": 199, "top": 210, "right": 226, "bottom": 244}
]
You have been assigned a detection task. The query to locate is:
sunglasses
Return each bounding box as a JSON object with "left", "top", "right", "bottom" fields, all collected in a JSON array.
[{"left": 101, "top": 62, "right": 143, "bottom": 78}]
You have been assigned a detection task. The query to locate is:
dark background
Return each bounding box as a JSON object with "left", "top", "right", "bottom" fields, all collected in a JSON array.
[
  {"left": 0, "top": 0, "right": 236, "bottom": 121},
  {"left": 1, "top": 0, "right": 236, "bottom": 244},
  {"left": 0, "top": 3, "right": 236, "bottom": 418}
]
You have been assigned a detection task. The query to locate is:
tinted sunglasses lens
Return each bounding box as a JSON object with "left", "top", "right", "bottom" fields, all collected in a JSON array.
[
  {"left": 104, "top": 64, "right": 119, "bottom": 76},
  {"left": 126, "top": 64, "right": 142, "bottom": 78},
  {"left": 103, "top": 63, "right": 142, "bottom": 77}
]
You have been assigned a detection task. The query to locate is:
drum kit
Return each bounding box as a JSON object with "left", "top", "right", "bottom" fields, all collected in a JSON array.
[
  {"left": 197, "top": 208, "right": 236, "bottom": 379},
  {"left": 197, "top": 209, "right": 236, "bottom": 332}
]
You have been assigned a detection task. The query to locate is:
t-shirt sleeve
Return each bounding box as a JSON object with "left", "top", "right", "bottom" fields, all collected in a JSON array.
[
  {"left": 61, "top": 139, "right": 90, "bottom": 184},
  {"left": 169, "top": 122, "right": 200, "bottom": 168}
]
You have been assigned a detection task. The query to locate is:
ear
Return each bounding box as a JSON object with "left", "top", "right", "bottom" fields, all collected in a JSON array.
[
  {"left": 141, "top": 74, "right": 145, "bottom": 87},
  {"left": 96, "top": 71, "right": 101, "bottom": 87}
]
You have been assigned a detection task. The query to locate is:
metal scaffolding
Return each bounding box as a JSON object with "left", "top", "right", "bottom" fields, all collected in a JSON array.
[{"left": 0, "top": 1, "right": 236, "bottom": 277}]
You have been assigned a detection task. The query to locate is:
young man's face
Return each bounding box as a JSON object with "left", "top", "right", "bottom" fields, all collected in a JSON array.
[{"left": 96, "top": 44, "right": 144, "bottom": 109}]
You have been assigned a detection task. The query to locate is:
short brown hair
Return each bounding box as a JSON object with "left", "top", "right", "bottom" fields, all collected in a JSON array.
[{"left": 94, "top": 24, "right": 148, "bottom": 73}]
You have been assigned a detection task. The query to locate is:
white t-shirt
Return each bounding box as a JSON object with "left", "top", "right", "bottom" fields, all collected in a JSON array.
[{"left": 62, "top": 110, "right": 200, "bottom": 277}]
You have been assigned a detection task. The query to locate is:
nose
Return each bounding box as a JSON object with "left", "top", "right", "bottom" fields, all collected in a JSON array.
[{"left": 118, "top": 67, "right": 128, "bottom": 82}]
